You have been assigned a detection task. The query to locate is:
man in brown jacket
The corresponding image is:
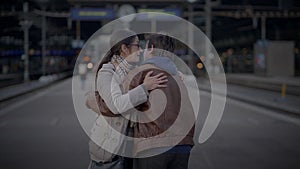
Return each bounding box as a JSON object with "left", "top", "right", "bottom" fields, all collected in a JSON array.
[{"left": 123, "top": 34, "right": 195, "bottom": 169}]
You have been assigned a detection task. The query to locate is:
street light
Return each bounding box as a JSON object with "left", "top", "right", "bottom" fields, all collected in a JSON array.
[
  {"left": 19, "top": 2, "right": 32, "bottom": 82},
  {"left": 36, "top": 0, "right": 49, "bottom": 76}
]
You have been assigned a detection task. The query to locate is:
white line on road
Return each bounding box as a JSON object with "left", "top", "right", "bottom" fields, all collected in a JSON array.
[
  {"left": 200, "top": 90, "right": 300, "bottom": 126},
  {"left": 0, "top": 79, "right": 70, "bottom": 117},
  {"left": 0, "top": 91, "right": 48, "bottom": 117}
]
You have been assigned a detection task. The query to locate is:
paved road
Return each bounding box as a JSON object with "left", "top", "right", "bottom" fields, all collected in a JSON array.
[
  {"left": 0, "top": 78, "right": 300, "bottom": 169},
  {"left": 0, "top": 78, "right": 90, "bottom": 169},
  {"left": 190, "top": 92, "right": 300, "bottom": 169}
]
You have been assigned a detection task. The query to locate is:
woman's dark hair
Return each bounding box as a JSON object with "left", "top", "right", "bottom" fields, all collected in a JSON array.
[{"left": 97, "top": 30, "right": 137, "bottom": 71}]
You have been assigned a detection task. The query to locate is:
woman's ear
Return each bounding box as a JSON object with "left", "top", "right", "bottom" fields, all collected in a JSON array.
[{"left": 121, "top": 44, "right": 129, "bottom": 55}]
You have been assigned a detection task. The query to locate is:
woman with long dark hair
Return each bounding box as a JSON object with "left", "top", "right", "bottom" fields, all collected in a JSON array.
[{"left": 87, "top": 30, "right": 167, "bottom": 169}]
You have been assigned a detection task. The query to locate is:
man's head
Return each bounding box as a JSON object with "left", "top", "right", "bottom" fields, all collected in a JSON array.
[{"left": 146, "top": 33, "right": 175, "bottom": 58}]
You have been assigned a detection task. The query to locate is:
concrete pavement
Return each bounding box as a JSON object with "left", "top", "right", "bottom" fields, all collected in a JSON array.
[
  {"left": 0, "top": 72, "right": 71, "bottom": 102},
  {"left": 225, "top": 73, "right": 300, "bottom": 96},
  {"left": 198, "top": 73, "right": 300, "bottom": 116},
  {"left": 1, "top": 77, "right": 299, "bottom": 169},
  {"left": 1, "top": 73, "right": 300, "bottom": 116}
]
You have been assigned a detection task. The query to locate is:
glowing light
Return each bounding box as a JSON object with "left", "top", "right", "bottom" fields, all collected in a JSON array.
[
  {"left": 84, "top": 56, "right": 90, "bottom": 62},
  {"left": 197, "top": 63, "right": 203, "bottom": 69},
  {"left": 295, "top": 48, "right": 299, "bottom": 54},
  {"left": 87, "top": 63, "right": 93, "bottom": 69}
]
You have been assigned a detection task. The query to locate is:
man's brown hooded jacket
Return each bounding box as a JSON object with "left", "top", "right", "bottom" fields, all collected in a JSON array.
[{"left": 123, "top": 57, "right": 195, "bottom": 155}]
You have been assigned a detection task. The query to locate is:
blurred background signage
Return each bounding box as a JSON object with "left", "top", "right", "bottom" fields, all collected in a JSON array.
[
  {"left": 71, "top": 8, "right": 115, "bottom": 20},
  {"left": 136, "top": 8, "right": 182, "bottom": 21}
]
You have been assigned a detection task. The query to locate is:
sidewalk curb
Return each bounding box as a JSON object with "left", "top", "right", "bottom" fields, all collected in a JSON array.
[
  {"left": 225, "top": 75, "right": 300, "bottom": 96},
  {"left": 0, "top": 72, "right": 72, "bottom": 102},
  {"left": 197, "top": 81, "right": 300, "bottom": 116}
]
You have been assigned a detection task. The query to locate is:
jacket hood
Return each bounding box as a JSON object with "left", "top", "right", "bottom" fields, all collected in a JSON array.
[{"left": 142, "top": 56, "right": 178, "bottom": 75}]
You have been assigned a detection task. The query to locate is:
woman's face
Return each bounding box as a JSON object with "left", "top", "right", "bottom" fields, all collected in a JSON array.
[{"left": 124, "top": 36, "right": 141, "bottom": 63}]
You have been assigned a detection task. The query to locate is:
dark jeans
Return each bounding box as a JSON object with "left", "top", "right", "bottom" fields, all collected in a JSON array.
[
  {"left": 90, "top": 156, "right": 124, "bottom": 169},
  {"left": 133, "top": 151, "right": 190, "bottom": 169},
  {"left": 124, "top": 157, "right": 133, "bottom": 169}
]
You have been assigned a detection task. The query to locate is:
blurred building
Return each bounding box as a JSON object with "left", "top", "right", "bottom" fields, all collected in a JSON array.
[{"left": 0, "top": 0, "right": 300, "bottom": 85}]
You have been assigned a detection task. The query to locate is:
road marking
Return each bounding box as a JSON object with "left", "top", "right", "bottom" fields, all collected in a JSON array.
[
  {"left": 0, "top": 91, "right": 47, "bottom": 117},
  {"left": 229, "top": 97, "right": 300, "bottom": 126},
  {"left": 200, "top": 90, "right": 300, "bottom": 126},
  {"left": 0, "top": 79, "right": 70, "bottom": 117}
]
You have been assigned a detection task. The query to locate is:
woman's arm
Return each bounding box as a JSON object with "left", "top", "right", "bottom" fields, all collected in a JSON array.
[
  {"left": 97, "top": 71, "right": 148, "bottom": 114},
  {"left": 98, "top": 70, "right": 167, "bottom": 114}
]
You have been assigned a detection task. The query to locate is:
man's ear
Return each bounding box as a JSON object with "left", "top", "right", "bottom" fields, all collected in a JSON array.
[{"left": 121, "top": 44, "right": 129, "bottom": 54}]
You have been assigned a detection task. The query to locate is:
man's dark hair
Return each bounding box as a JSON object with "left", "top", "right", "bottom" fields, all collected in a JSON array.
[{"left": 147, "top": 33, "right": 175, "bottom": 54}]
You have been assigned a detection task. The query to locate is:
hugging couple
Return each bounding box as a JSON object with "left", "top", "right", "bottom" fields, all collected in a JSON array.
[{"left": 86, "top": 29, "right": 195, "bottom": 169}]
